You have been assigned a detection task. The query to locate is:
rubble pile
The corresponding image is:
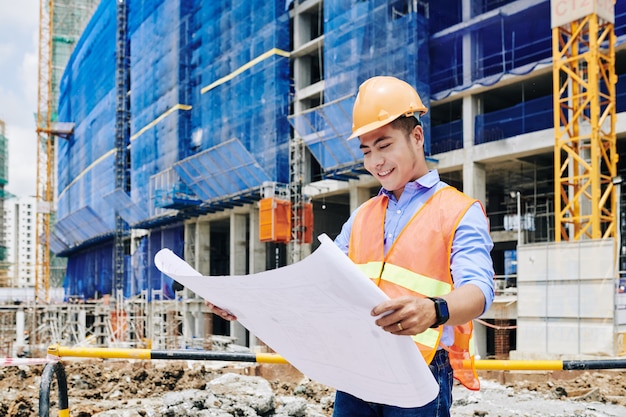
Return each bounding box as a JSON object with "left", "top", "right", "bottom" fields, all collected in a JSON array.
[{"left": 1, "top": 359, "right": 625, "bottom": 416}]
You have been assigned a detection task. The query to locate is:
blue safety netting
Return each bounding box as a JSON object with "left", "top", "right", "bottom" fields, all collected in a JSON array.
[
  {"left": 103, "top": 188, "right": 148, "bottom": 225},
  {"left": 63, "top": 224, "right": 184, "bottom": 301},
  {"left": 174, "top": 138, "right": 271, "bottom": 201},
  {"left": 429, "top": 0, "right": 626, "bottom": 156},
  {"left": 618, "top": 73, "right": 626, "bottom": 113},
  {"left": 475, "top": 94, "right": 553, "bottom": 145},
  {"left": 194, "top": 1, "right": 290, "bottom": 185},
  {"left": 56, "top": 0, "right": 291, "bottom": 300},
  {"left": 130, "top": 225, "right": 184, "bottom": 300},
  {"left": 431, "top": 120, "right": 463, "bottom": 155},
  {"left": 54, "top": 206, "right": 110, "bottom": 247},
  {"left": 54, "top": 0, "right": 626, "bottom": 302},
  {"left": 57, "top": 0, "right": 117, "bottom": 236},
  {"left": 49, "top": 231, "right": 69, "bottom": 255},
  {"left": 289, "top": 97, "right": 364, "bottom": 179},
  {"left": 128, "top": 0, "right": 195, "bottom": 218},
  {"left": 63, "top": 242, "right": 113, "bottom": 300},
  {"left": 290, "top": 0, "right": 431, "bottom": 175},
  {"left": 430, "top": 1, "right": 553, "bottom": 97},
  {"left": 430, "top": 0, "right": 626, "bottom": 99}
]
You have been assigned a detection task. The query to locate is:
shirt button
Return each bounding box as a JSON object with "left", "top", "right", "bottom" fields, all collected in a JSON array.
[{"left": 396, "top": 210, "right": 402, "bottom": 214}]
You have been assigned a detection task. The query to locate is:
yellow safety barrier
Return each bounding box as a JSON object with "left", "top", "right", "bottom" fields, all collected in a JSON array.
[
  {"left": 48, "top": 344, "right": 626, "bottom": 371},
  {"left": 42, "top": 344, "right": 626, "bottom": 416}
]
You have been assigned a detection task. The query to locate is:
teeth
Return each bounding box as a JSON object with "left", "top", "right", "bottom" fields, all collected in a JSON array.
[{"left": 379, "top": 169, "right": 391, "bottom": 177}]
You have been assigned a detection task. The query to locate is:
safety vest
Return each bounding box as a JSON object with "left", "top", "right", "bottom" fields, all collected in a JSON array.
[{"left": 348, "top": 186, "right": 481, "bottom": 390}]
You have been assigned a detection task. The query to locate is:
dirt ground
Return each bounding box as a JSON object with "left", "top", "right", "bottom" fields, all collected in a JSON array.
[{"left": 0, "top": 359, "right": 625, "bottom": 416}]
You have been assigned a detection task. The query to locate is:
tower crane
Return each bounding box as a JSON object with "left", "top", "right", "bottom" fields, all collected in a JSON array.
[
  {"left": 35, "top": 0, "right": 54, "bottom": 303},
  {"left": 35, "top": 0, "right": 98, "bottom": 303},
  {"left": 552, "top": 0, "right": 617, "bottom": 242}
]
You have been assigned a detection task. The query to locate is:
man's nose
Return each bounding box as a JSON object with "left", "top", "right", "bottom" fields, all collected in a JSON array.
[{"left": 372, "top": 152, "right": 384, "bottom": 166}]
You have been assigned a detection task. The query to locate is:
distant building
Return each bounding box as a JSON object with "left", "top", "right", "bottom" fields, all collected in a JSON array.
[
  {"left": 0, "top": 119, "right": 8, "bottom": 287},
  {"left": 3, "top": 196, "right": 37, "bottom": 288}
]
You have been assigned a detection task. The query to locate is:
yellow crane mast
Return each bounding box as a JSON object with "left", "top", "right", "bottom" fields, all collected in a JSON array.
[
  {"left": 552, "top": 1, "right": 617, "bottom": 241},
  {"left": 35, "top": 0, "right": 99, "bottom": 303},
  {"left": 35, "top": 0, "right": 54, "bottom": 303}
]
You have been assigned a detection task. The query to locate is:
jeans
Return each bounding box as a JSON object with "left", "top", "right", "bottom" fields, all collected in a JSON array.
[{"left": 332, "top": 350, "right": 453, "bottom": 417}]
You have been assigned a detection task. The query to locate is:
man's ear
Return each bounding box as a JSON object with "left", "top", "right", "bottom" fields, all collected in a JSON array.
[{"left": 411, "top": 124, "right": 424, "bottom": 147}]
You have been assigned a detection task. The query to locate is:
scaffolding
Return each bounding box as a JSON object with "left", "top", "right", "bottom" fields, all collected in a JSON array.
[{"left": 0, "top": 308, "right": 16, "bottom": 357}]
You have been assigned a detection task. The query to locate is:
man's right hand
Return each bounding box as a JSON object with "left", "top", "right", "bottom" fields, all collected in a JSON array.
[{"left": 205, "top": 301, "right": 237, "bottom": 321}]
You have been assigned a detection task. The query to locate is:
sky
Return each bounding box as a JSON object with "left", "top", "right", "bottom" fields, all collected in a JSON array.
[{"left": 0, "top": 0, "right": 39, "bottom": 199}]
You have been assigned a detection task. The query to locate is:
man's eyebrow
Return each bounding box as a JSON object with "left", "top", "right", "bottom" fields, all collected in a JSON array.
[{"left": 359, "top": 136, "right": 390, "bottom": 150}]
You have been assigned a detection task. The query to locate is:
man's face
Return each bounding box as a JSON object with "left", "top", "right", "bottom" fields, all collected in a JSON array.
[{"left": 359, "top": 123, "right": 426, "bottom": 199}]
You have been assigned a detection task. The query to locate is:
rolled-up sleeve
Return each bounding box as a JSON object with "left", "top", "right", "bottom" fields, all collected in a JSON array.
[{"left": 451, "top": 202, "right": 495, "bottom": 314}]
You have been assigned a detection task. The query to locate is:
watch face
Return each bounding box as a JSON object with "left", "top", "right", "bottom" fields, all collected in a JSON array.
[{"left": 438, "top": 298, "right": 449, "bottom": 320}]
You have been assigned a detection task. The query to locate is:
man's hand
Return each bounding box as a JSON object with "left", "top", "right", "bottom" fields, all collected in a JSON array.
[
  {"left": 205, "top": 301, "right": 237, "bottom": 321},
  {"left": 371, "top": 296, "right": 436, "bottom": 335},
  {"left": 371, "top": 284, "right": 486, "bottom": 336}
]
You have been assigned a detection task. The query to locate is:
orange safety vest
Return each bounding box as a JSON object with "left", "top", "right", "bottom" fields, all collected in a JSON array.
[{"left": 348, "top": 186, "right": 481, "bottom": 390}]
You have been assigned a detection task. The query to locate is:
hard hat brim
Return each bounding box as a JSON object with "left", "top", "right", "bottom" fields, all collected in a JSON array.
[
  {"left": 347, "top": 119, "right": 394, "bottom": 141},
  {"left": 347, "top": 110, "right": 427, "bottom": 140}
]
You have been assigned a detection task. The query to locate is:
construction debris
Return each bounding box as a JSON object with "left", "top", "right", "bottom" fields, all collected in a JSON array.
[{"left": 2, "top": 360, "right": 626, "bottom": 417}]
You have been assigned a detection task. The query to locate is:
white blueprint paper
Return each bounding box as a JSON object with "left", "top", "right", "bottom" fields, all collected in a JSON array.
[{"left": 154, "top": 234, "right": 438, "bottom": 407}]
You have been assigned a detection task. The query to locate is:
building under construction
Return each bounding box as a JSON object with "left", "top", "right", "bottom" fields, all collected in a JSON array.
[{"left": 3, "top": 0, "right": 626, "bottom": 360}]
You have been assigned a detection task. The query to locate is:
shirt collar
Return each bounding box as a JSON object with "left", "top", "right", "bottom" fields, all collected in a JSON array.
[{"left": 378, "top": 169, "right": 440, "bottom": 199}]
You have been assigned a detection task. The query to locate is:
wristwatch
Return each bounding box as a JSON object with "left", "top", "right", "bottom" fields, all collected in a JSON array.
[{"left": 428, "top": 297, "right": 449, "bottom": 328}]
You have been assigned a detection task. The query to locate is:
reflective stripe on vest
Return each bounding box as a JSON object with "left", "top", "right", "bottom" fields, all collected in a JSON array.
[
  {"left": 349, "top": 187, "right": 483, "bottom": 390},
  {"left": 356, "top": 262, "right": 452, "bottom": 297}
]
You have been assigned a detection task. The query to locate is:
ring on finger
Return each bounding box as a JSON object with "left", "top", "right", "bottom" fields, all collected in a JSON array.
[{"left": 397, "top": 322, "right": 403, "bottom": 331}]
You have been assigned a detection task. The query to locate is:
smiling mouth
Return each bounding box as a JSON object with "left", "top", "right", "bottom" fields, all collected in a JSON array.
[{"left": 378, "top": 168, "right": 393, "bottom": 177}]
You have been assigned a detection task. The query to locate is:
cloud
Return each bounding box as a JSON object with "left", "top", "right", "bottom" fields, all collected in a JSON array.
[
  {"left": 5, "top": 124, "right": 37, "bottom": 198},
  {"left": 0, "top": 0, "right": 38, "bottom": 29},
  {"left": 0, "top": 43, "right": 16, "bottom": 65},
  {"left": 0, "top": 0, "right": 39, "bottom": 198},
  {"left": 18, "top": 37, "right": 39, "bottom": 116}
]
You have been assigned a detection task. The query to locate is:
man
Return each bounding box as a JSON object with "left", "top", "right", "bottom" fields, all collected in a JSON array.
[{"left": 332, "top": 75, "right": 495, "bottom": 416}]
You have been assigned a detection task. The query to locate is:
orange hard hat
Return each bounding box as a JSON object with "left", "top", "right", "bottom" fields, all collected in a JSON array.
[{"left": 348, "top": 76, "right": 428, "bottom": 140}]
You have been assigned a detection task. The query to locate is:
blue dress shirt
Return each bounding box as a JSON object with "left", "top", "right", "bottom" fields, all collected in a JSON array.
[{"left": 334, "top": 170, "right": 495, "bottom": 346}]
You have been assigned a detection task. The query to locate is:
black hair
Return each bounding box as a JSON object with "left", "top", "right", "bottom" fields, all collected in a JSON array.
[{"left": 389, "top": 115, "right": 421, "bottom": 136}]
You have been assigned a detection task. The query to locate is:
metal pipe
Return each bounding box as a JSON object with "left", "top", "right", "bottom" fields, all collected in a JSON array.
[
  {"left": 48, "top": 344, "right": 288, "bottom": 364},
  {"left": 49, "top": 345, "right": 626, "bottom": 370}
]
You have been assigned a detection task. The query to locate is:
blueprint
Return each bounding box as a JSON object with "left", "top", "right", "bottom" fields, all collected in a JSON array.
[{"left": 154, "top": 234, "right": 438, "bottom": 407}]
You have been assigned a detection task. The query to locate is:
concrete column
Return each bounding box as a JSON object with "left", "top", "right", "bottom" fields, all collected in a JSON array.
[
  {"left": 350, "top": 185, "right": 372, "bottom": 212},
  {"left": 79, "top": 309, "right": 87, "bottom": 342},
  {"left": 183, "top": 302, "right": 205, "bottom": 348},
  {"left": 463, "top": 162, "right": 487, "bottom": 207},
  {"left": 461, "top": 96, "right": 487, "bottom": 207},
  {"left": 194, "top": 219, "right": 210, "bottom": 342},
  {"left": 248, "top": 208, "right": 266, "bottom": 274},
  {"left": 230, "top": 212, "right": 248, "bottom": 347},
  {"left": 16, "top": 308, "right": 25, "bottom": 345},
  {"left": 196, "top": 220, "right": 211, "bottom": 276},
  {"left": 247, "top": 207, "right": 266, "bottom": 350},
  {"left": 462, "top": 95, "right": 475, "bottom": 150},
  {"left": 473, "top": 321, "right": 487, "bottom": 360},
  {"left": 184, "top": 222, "right": 197, "bottom": 270}
]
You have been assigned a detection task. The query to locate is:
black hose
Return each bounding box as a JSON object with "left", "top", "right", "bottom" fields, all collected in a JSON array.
[{"left": 39, "top": 362, "right": 69, "bottom": 417}]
